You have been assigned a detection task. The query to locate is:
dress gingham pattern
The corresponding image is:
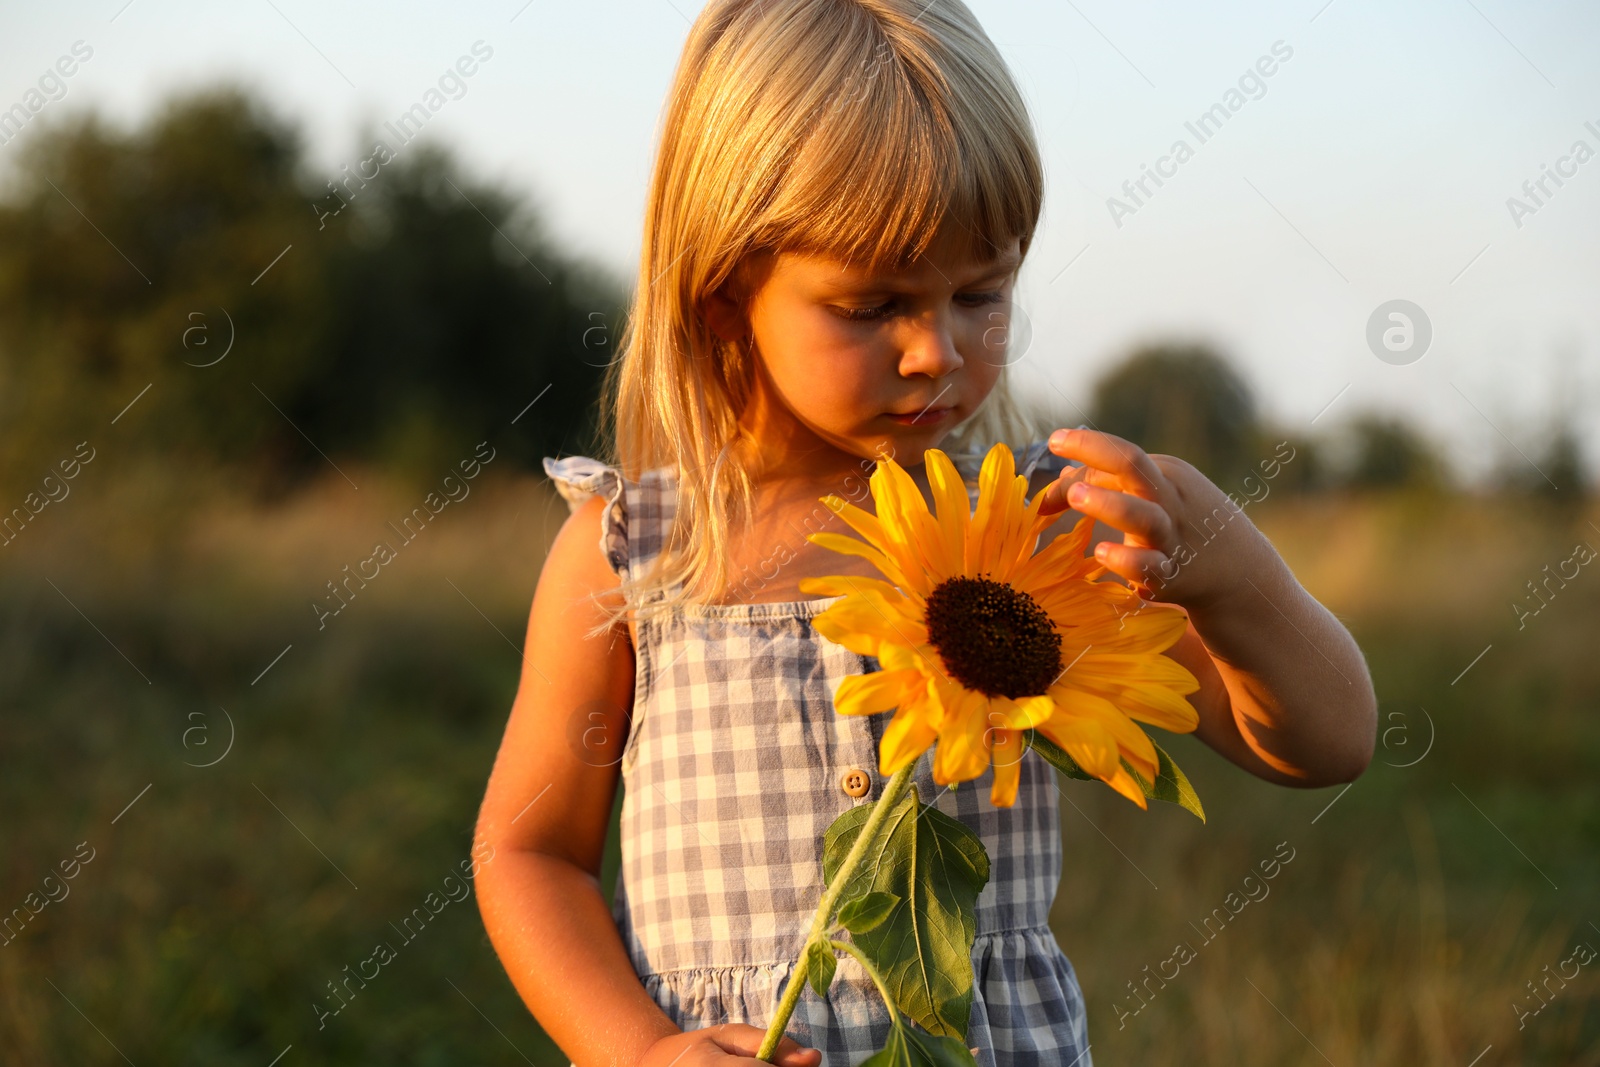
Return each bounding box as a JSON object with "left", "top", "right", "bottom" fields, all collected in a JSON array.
[{"left": 543, "top": 442, "right": 1092, "bottom": 1067}]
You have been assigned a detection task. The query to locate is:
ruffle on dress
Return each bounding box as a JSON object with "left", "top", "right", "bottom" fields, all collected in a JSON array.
[{"left": 635, "top": 926, "right": 1091, "bottom": 1067}]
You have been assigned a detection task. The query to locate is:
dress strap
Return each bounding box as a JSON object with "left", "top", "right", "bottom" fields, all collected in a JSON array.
[
  {"left": 541, "top": 455, "right": 682, "bottom": 587},
  {"left": 946, "top": 437, "right": 1082, "bottom": 485},
  {"left": 1017, "top": 439, "right": 1077, "bottom": 480},
  {"left": 541, "top": 455, "right": 631, "bottom": 579}
]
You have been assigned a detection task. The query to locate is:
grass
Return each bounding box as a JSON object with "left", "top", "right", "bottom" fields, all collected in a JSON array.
[{"left": 1, "top": 463, "right": 1596, "bottom": 1064}]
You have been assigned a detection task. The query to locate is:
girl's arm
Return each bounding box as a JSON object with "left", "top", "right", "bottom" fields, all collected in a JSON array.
[
  {"left": 474, "top": 496, "right": 822, "bottom": 1067},
  {"left": 1033, "top": 429, "right": 1377, "bottom": 789},
  {"left": 473, "top": 494, "right": 675, "bottom": 1065}
]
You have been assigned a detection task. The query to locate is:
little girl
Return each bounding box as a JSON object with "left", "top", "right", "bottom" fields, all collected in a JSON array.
[{"left": 473, "top": 2, "right": 1378, "bottom": 1065}]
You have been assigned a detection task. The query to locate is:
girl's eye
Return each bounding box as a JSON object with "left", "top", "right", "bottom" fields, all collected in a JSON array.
[
  {"left": 958, "top": 290, "right": 1006, "bottom": 307},
  {"left": 832, "top": 301, "right": 895, "bottom": 322},
  {"left": 832, "top": 290, "right": 1005, "bottom": 321}
]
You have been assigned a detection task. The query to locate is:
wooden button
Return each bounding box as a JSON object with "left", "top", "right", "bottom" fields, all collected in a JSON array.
[{"left": 841, "top": 768, "right": 871, "bottom": 798}]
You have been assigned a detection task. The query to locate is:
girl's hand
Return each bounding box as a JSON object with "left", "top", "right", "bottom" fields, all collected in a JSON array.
[
  {"left": 1036, "top": 427, "right": 1379, "bottom": 788},
  {"left": 638, "top": 1025, "right": 821, "bottom": 1067},
  {"left": 1035, "top": 427, "right": 1270, "bottom": 612}
]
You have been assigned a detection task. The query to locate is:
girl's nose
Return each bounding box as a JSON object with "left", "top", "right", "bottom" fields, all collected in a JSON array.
[{"left": 897, "top": 316, "right": 964, "bottom": 380}]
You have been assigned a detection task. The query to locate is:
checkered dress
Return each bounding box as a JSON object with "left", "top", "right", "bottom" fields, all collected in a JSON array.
[{"left": 543, "top": 442, "right": 1093, "bottom": 1067}]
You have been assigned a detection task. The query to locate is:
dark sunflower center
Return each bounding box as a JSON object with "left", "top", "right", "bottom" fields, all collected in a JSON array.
[{"left": 923, "top": 575, "right": 1063, "bottom": 699}]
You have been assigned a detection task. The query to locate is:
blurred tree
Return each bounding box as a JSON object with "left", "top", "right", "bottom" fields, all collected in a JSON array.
[
  {"left": 1257, "top": 429, "right": 1326, "bottom": 495},
  {"left": 1494, "top": 342, "right": 1591, "bottom": 508},
  {"left": 1494, "top": 417, "right": 1590, "bottom": 516},
  {"left": 0, "top": 84, "right": 621, "bottom": 495},
  {"left": 302, "top": 138, "right": 621, "bottom": 483},
  {"left": 1535, "top": 422, "right": 1589, "bottom": 495},
  {"left": 1330, "top": 413, "right": 1450, "bottom": 491},
  {"left": 1087, "top": 342, "right": 1262, "bottom": 488}
]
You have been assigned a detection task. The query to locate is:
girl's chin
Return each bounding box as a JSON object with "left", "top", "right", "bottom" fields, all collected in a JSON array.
[{"left": 846, "top": 427, "right": 955, "bottom": 466}]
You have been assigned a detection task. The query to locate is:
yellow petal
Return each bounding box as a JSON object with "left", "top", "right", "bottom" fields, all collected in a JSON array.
[
  {"left": 987, "top": 693, "right": 1057, "bottom": 730},
  {"left": 812, "top": 495, "right": 934, "bottom": 604},
  {"left": 880, "top": 687, "right": 941, "bottom": 774},
  {"left": 983, "top": 468, "right": 1052, "bottom": 582},
  {"left": 1086, "top": 605, "right": 1192, "bottom": 656},
  {"left": 834, "top": 669, "right": 922, "bottom": 716},
  {"left": 989, "top": 728, "right": 1024, "bottom": 807},
  {"left": 970, "top": 444, "right": 1026, "bottom": 578},
  {"left": 1103, "top": 764, "right": 1151, "bottom": 809},
  {"left": 1002, "top": 484, "right": 1052, "bottom": 578},
  {"left": 812, "top": 591, "right": 928, "bottom": 658},
  {"left": 924, "top": 449, "right": 971, "bottom": 579},
  {"left": 797, "top": 574, "right": 912, "bottom": 605},
  {"left": 966, "top": 443, "right": 1014, "bottom": 574},
  {"left": 1035, "top": 582, "right": 1121, "bottom": 627},
  {"left": 1117, "top": 730, "right": 1160, "bottom": 789},
  {"left": 1010, "top": 515, "right": 1097, "bottom": 590},
  {"left": 1106, "top": 683, "right": 1201, "bottom": 733},
  {"left": 1023, "top": 472, "right": 1078, "bottom": 542},
  {"left": 816, "top": 496, "right": 901, "bottom": 567},
  {"left": 851, "top": 587, "right": 930, "bottom": 644},
  {"left": 1069, "top": 653, "right": 1199, "bottom": 691},
  {"left": 872, "top": 455, "right": 951, "bottom": 585},
  {"left": 933, "top": 686, "right": 992, "bottom": 784},
  {"left": 1052, "top": 688, "right": 1159, "bottom": 785},
  {"left": 875, "top": 640, "right": 931, "bottom": 674},
  {"left": 1032, "top": 714, "right": 1119, "bottom": 780},
  {"left": 806, "top": 532, "right": 909, "bottom": 590}
]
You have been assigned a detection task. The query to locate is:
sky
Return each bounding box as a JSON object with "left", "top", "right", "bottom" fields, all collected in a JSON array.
[{"left": 3, "top": 0, "right": 1598, "bottom": 485}]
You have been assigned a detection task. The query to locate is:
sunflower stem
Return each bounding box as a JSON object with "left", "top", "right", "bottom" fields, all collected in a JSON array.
[
  {"left": 827, "top": 938, "right": 900, "bottom": 1021},
  {"left": 756, "top": 762, "right": 919, "bottom": 1062}
]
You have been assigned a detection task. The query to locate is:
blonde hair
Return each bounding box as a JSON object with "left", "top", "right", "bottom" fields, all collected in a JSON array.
[{"left": 592, "top": 0, "right": 1044, "bottom": 627}]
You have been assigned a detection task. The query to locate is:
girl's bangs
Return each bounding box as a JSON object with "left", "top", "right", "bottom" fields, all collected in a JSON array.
[{"left": 757, "top": 44, "right": 1037, "bottom": 273}]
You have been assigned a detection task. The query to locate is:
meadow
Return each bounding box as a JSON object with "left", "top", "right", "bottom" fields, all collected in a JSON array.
[{"left": 1, "top": 457, "right": 1596, "bottom": 1065}]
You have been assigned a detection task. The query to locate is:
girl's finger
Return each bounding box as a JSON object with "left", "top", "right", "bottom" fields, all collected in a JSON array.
[
  {"left": 1047, "top": 428, "right": 1166, "bottom": 500},
  {"left": 1073, "top": 465, "right": 1127, "bottom": 490},
  {"left": 766, "top": 1045, "right": 821, "bottom": 1067},
  {"left": 1036, "top": 464, "right": 1129, "bottom": 517},
  {"left": 1066, "top": 483, "right": 1176, "bottom": 552},
  {"left": 1035, "top": 464, "right": 1091, "bottom": 516},
  {"left": 709, "top": 1024, "right": 819, "bottom": 1065},
  {"left": 1091, "top": 540, "right": 1173, "bottom": 597}
]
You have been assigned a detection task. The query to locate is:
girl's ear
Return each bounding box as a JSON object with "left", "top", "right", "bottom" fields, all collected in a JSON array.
[
  {"left": 701, "top": 250, "right": 774, "bottom": 344},
  {"left": 702, "top": 282, "right": 746, "bottom": 344}
]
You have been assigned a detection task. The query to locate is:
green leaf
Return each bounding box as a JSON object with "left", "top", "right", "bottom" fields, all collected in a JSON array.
[
  {"left": 804, "top": 939, "right": 837, "bottom": 999},
  {"left": 853, "top": 1019, "right": 980, "bottom": 1067},
  {"left": 821, "top": 786, "right": 990, "bottom": 1039},
  {"left": 1130, "top": 738, "right": 1206, "bottom": 823},
  {"left": 838, "top": 891, "right": 900, "bottom": 934},
  {"left": 1025, "top": 729, "right": 1206, "bottom": 822}
]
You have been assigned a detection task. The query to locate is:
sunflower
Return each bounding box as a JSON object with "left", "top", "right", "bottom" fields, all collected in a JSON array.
[{"left": 797, "top": 442, "right": 1200, "bottom": 809}]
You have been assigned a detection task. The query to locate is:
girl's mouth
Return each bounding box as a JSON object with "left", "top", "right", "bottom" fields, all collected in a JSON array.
[{"left": 885, "top": 407, "right": 955, "bottom": 427}]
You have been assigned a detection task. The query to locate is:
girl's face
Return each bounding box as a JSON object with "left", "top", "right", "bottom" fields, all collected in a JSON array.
[{"left": 706, "top": 224, "right": 1023, "bottom": 472}]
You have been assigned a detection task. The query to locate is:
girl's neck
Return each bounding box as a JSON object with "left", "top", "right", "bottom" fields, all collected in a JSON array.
[{"left": 733, "top": 368, "right": 934, "bottom": 496}]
